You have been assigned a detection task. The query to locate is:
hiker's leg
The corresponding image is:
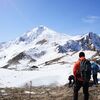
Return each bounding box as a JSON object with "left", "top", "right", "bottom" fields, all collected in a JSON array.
[
  {"left": 95, "top": 74, "right": 98, "bottom": 84},
  {"left": 73, "top": 80, "right": 81, "bottom": 100},
  {"left": 93, "top": 74, "right": 96, "bottom": 84},
  {"left": 83, "top": 82, "right": 89, "bottom": 100},
  {"left": 93, "top": 74, "right": 98, "bottom": 85}
]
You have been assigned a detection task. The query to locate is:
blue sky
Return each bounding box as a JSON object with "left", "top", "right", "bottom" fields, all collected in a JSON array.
[{"left": 0, "top": 0, "right": 100, "bottom": 42}]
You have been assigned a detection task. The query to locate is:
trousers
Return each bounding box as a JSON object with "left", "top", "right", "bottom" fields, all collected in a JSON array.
[
  {"left": 93, "top": 74, "right": 98, "bottom": 85},
  {"left": 73, "top": 80, "right": 89, "bottom": 100}
]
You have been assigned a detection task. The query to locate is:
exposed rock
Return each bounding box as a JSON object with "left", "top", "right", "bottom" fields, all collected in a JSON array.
[
  {"left": 8, "top": 52, "right": 36, "bottom": 64},
  {"left": 36, "top": 39, "right": 47, "bottom": 45}
]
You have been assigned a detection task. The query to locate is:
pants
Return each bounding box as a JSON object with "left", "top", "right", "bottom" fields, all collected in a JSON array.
[
  {"left": 73, "top": 80, "right": 89, "bottom": 100},
  {"left": 93, "top": 74, "right": 98, "bottom": 85}
]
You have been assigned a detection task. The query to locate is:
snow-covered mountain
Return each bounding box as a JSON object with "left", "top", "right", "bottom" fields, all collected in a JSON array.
[
  {"left": 0, "top": 25, "right": 100, "bottom": 87},
  {"left": 0, "top": 26, "right": 100, "bottom": 70},
  {"left": 58, "top": 32, "right": 100, "bottom": 53}
]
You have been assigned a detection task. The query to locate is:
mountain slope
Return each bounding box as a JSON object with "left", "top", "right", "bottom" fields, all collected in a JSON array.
[
  {"left": 0, "top": 26, "right": 100, "bottom": 71},
  {"left": 0, "top": 26, "right": 100, "bottom": 87},
  {"left": 57, "top": 32, "right": 100, "bottom": 53}
]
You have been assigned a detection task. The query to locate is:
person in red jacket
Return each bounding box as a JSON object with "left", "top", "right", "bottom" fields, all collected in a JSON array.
[{"left": 73, "top": 52, "right": 89, "bottom": 100}]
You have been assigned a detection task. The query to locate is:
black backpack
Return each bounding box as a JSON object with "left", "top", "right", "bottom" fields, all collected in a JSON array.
[{"left": 80, "top": 59, "right": 91, "bottom": 82}]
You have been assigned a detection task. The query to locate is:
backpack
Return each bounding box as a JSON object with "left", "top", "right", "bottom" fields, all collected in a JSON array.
[
  {"left": 80, "top": 59, "right": 91, "bottom": 82},
  {"left": 92, "top": 63, "right": 99, "bottom": 74}
]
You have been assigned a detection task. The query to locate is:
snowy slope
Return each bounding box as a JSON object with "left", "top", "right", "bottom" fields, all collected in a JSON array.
[
  {"left": 0, "top": 26, "right": 100, "bottom": 87},
  {"left": 57, "top": 32, "right": 100, "bottom": 53},
  {"left": 0, "top": 50, "right": 99, "bottom": 88},
  {"left": 0, "top": 27, "right": 100, "bottom": 70},
  {"left": 0, "top": 26, "right": 73, "bottom": 69}
]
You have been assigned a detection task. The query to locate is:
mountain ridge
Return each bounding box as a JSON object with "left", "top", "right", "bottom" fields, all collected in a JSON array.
[{"left": 0, "top": 26, "right": 100, "bottom": 70}]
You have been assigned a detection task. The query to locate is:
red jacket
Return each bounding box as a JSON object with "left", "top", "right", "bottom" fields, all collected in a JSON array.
[{"left": 73, "top": 57, "right": 86, "bottom": 81}]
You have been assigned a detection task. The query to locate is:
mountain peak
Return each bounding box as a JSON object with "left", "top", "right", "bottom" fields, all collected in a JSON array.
[
  {"left": 81, "top": 32, "right": 99, "bottom": 40},
  {"left": 16, "top": 25, "right": 57, "bottom": 43},
  {"left": 34, "top": 25, "right": 57, "bottom": 34},
  {"left": 32, "top": 25, "right": 48, "bottom": 33},
  {"left": 37, "top": 25, "right": 48, "bottom": 30},
  {"left": 88, "top": 32, "right": 97, "bottom": 38},
  {"left": 31, "top": 25, "right": 55, "bottom": 33}
]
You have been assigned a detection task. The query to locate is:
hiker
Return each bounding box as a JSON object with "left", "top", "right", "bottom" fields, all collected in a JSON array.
[
  {"left": 91, "top": 59, "right": 99, "bottom": 85},
  {"left": 68, "top": 75, "right": 75, "bottom": 87},
  {"left": 73, "top": 52, "right": 91, "bottom": 100}
]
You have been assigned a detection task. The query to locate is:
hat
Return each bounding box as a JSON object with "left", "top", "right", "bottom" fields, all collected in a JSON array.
[{"left": 79, "top": 52, "right": 85, "bottom": 57}]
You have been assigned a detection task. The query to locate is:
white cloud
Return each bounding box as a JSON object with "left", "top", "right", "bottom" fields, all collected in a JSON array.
[{"left": 82, "top": 16, "right": 100, "bottom": 23}]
